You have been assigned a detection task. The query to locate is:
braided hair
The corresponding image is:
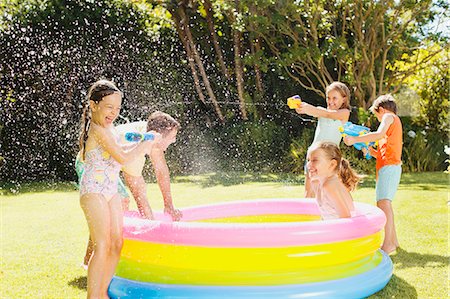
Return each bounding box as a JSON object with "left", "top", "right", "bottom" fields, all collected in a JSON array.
[{"left": 79, "top": 80, "right": 121, "bottom": 160}]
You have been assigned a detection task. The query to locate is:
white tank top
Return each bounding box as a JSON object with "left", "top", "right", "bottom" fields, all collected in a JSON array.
[{"left": 312, "top": 117, "right": 344, "bottom": 146}]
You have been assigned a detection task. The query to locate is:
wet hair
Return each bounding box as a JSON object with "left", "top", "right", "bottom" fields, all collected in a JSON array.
[
  {"left": 146, "top": 111, "right": 181, "bottom": 136},
  {"left": 370, "top": 94, "right": 397, "bottom": 114},
  {"left": 326, "top": 81, "right": 351, "bottom": 110},
  {"left": 79, "top": 79, "right": 122, "bottom": 159},
  {"left": 308, "top": 141, "right": 360, "bottom": 191}
]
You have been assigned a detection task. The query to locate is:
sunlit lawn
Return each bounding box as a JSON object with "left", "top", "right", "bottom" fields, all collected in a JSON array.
[{"left": 1, "top": 172, "right": 448, "bottom": 298}]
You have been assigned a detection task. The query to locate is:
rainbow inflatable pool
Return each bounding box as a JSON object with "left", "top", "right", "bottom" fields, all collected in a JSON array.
[{"left": 108, "top": 198, "right": 393, "bottom": 298}]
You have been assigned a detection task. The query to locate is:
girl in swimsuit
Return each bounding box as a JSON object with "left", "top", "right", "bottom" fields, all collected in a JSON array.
[{"left": 78, "top": 79, "right": 160, "bottom": 299}]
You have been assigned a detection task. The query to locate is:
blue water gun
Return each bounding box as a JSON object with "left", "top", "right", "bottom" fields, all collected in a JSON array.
[
  {"left": 339, "top": 122, "right": 376, "bottom": 160},
  {"left": 125, "top": 132, "right": 154, "bottom": 142}
]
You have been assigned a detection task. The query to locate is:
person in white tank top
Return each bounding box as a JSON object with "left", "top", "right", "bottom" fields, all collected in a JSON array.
[{"left": 294, "top": 82, "right": 351, "bottom": 198}]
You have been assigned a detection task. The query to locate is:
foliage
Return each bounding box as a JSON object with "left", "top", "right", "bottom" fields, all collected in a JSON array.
[
  {"left": 0, "top": 0, "right": 447, "bottom": 182},
  {"left": 0, "top": 0, "right": 190, "bottom": 182},
  {"left": 288, "top": 128, "right": 315, "bottom": 174},
  {"left": 340, "top": 145, "right": 376, "bottom": 175},
  {"left": 396, "top": 44, "right": 449, "bottom": 134},
  {"left": 401, "top": 118, "right": 447, "bottom": 172},
  {"left": 243, "top": 0, "right": 441, "bottom": 107},
  {"left": 217, "top": 120, "right": 291, "bottom": 172}
]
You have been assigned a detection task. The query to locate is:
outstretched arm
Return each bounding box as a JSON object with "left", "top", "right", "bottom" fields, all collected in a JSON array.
[
  {"left": 150, "top": 148, "right": 182, "bottom": 221},
  {"left": 295, "top": 102, "right": 350, "bottom": 122},
  {"left": 344, "top": 114, "right": 394, "bottom": 145},
  {"left": 92, "top": 124, "right": 159, "bottom": 164}
]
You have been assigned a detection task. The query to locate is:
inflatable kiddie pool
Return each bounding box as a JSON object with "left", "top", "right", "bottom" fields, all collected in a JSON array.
[{"left": 109, "top": 198, "right": 392, "bottom": 298}]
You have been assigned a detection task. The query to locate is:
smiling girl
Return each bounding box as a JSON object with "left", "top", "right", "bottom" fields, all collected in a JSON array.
[
  {"left": 78, "top": 80, "right": 160, "bottom": 298},
  {"left": 306, "top": 141, "right": 359, "bottom": 220},
  {"left": 295, "top": 82, "right": 351, "bottom": 197}
]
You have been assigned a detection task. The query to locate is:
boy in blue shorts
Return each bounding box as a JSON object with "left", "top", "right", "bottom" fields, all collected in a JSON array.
[{"left": 344, "top": 94, "right": 402, "bottom": 254}]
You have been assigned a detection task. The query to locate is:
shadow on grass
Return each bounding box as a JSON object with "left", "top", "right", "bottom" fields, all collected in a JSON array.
[
  {"left": 68, "top": 276, "right": 87, "bottom": 290},
  {"left": 368, "top": 274, "right": 418, "bottom": 298},
  {"left": 0, "top": 181, "right": 78, "bottom": 195},
  {"left": 391, "top": 248, "right": 448, "bottom": 269}
]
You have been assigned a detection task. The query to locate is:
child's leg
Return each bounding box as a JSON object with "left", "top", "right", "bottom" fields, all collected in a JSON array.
[
  {"left": 80, "top": 194, "right": 112, "bottom": 299},
  {"left": 375, "top": 165, "right": 402, "bottom": 254},
  {"left": 377, "top": 199, "right": 399, "bottom": 253},
  {"left": 121, "top": 195, "right": 130, "bottom": 211},
  {"left": 123, "top": 173, "right": 154, "bottom": 219},
  {"left": 118, "top": 176, "right": 131, "bottom": 211},
  {"left": 83, "top": 236, "right": 94, "bottom": 268},
  {"left": 101, "top": 195, "right": 124, "bottom": 294}
]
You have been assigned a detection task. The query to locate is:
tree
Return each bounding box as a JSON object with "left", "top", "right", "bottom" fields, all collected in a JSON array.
[
  {"left": 0, "top": 0, "right": 190, "bottom": 181},
  {"left": 399, "top": 44, "right": 449, "bottom": 133},
  {"left": 247, "top": 0, "right": 442, "bottom": 108},
  {"left": 225, "top": 0, "right": 248, "bottom": 119},
  {"left": 167, "top": 2, "right": 225, "bottom": 122},
  {"left": 201, "top": 0, "right": 230, "bottom": 80}
]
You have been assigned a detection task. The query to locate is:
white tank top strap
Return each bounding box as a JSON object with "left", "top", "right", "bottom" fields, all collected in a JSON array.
[{"left": 312, "top": 117, "right": 344, "bottom": 146}]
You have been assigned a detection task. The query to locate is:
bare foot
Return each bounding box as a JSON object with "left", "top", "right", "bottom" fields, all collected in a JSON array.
[{"left": 381, "top": 244, "right": 398, "bottom": 255}]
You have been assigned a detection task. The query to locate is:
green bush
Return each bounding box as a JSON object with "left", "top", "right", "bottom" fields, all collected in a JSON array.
[
  {"left": 288, "top": 127, "right": 375, "bottom": 176},
  {"left": 340, "top": 146, "right": 376, "bottom": 175},
  {"left": 402, "top": 126, "right": 447, "bottom": 173},
  {"left": 288, "top": 128, "right": 315, "bottom": 174},
  {"left": 211, "top": 120, "right": 291, "bottom": 172},
  {"left": 0, "top": 0, "right": 188, "bottom": 182}
]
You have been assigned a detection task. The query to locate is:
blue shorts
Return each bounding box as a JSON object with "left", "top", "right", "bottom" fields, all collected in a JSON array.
[{"left": 376, "top": 164, "right": 402, "bottom": 201}]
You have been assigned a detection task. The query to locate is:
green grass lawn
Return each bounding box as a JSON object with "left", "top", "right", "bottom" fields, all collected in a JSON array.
[{"left": 1, "top": 172, "right": 448, "bottom": 298}]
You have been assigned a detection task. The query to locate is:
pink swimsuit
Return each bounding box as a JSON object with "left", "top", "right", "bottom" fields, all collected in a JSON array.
[{"left": 80, "top": 144, "right": 122, "bottom": 201}]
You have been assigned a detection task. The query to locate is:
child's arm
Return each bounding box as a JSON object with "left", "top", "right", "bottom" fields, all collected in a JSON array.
[
  {"left": 344, "top": 114, "right": 394, "bottom": 145},
  {"left": 361, "top": 147, "right": 378, "bottom": 159},
  {"left": 368, "top": 146, "right": 378, "bottom": 158},
  {"left": 322, "top": 181, "right": 352, "bottom": 218},
  {"left": 122, "top": 172, "right": 154, "bottom": 220},
  {"left": 150, "top": 147, "right": 182, "bottom": 221},
  {"left": 92, "top": 124, "right": 158, "bottom": 165},
  {"left": 295, "top": 102, "right": 350, "bottom": 122}
]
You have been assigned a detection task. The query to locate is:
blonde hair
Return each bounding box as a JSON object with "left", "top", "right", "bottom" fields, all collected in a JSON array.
[
  {"left": 326, "top": 82, "right": 351, "bottom": 110},
  {"left": 370, "top": 94, "right": 397, "bottom": 114},
  {"left": 309, "top": 141, "right": 360, "bottom": 191},
  {"left": 79, "top": 80, "right": 121, "bottom": 159}
]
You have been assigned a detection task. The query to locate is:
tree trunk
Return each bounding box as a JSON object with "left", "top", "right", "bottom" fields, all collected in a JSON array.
[
  {"left": 249, "top": 37, "right": 265, "bottom": 118},
  {"left": 203, "top": 0, "right": 230, "bottom": 80},
  {"left": 227, "top": 0, "right": 247, "bottom": 120},
  {"left": 251, "top": 38, "right": 263, "bottom": 94},
  {"left": 232, "top": 28, "right": 248, "bottom": 120},
  {"left": 172, "top": 11, "right": 207, "bottom": 105},
  {"left": 248, "top": 3, "right": 264, "bottom": 96},
  {"left": 174, "top": 5, "right": 225, "bottom": 122}
]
